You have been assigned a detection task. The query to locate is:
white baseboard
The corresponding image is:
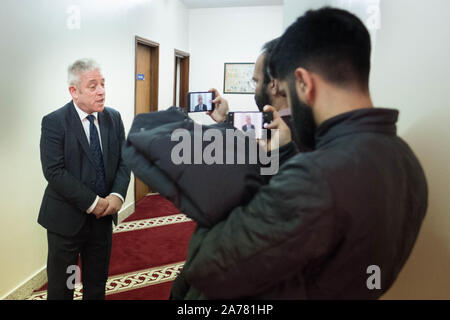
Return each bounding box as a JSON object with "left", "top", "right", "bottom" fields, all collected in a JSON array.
[
  {"left": 117, "top": 200, "right": 136, "bottom": 224},
  {"left": 2, "top": 265, "right": 47, "bottom": 300}
]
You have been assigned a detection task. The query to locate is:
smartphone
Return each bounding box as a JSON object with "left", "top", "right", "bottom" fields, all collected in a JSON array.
[
  {"left": 227, "top": 111, "right": 273, "bottom": 139},
  {"left": 187, "top": 91, "right": 215, "bottom": 113}
]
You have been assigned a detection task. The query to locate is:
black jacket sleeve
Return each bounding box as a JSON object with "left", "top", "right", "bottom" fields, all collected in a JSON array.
[
  {"left": 279, "top": 141, "right": 299, "bottom": 164},
  {"left": 110, "top": 111, "right": 131, "bottom": 199},
  {"left": 184, "top": 155, "right": 337, "bottom": 299}
]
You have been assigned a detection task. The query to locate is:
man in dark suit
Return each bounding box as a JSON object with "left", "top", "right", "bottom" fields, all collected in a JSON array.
[
  {"left": 193, "top": 95, "right": 207, "bottom": 112},
  {"left": 241, "top": 115, "right": 255, "bottom": 132},
  {"left": 38, "top": 59, "right": 130, "bottom": 300}
]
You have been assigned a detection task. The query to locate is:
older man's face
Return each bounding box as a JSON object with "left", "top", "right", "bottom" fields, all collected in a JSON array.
[{"left": 71, "top": 69, "right": 105, "bottom": 114}]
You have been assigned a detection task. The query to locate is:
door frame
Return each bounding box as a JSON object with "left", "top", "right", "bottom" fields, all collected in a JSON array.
[
  {"left": 134, "top": 36, "right": 160, "bottom": 114},
  {"left": 134, "top": 36, "right": 160, "bottom": 203},
  {"left": 173, "top": 49, "right": 190, "bottom": 109}
]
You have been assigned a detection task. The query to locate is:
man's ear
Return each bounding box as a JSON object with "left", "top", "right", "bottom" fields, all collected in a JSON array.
[
  {"left": 269, "top": 79, "right": 283, "bottom": 97},
  {"left": 294, "top": 67, "right": 314, "bottom": 103},
  {"left": 69, "top": 85, "right": 78, "bottom": 100}
]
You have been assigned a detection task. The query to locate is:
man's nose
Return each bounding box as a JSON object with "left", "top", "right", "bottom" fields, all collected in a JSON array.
[{"left": 97, "top": 85, "right": 105, "bottom": 95}]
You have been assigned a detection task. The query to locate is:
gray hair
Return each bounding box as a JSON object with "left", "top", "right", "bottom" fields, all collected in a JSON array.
[{"left": 67, "top": 58, "right": 101, "bottom": 86}]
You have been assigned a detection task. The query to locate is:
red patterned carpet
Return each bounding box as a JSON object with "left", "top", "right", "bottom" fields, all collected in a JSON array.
[{"left": 27, "top": 194, "right": 196, "bottom": 300}]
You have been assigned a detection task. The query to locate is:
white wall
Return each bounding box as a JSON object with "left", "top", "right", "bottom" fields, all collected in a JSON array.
[
  {"left": 283, "top": 0, "right": 328, "bottom": 27},
  {"left": 370, "top": 0, "right": 450, "bottom": 299},
  {"left": 188, "top": 5, "right": 284, "bottom": 124},
  {"left": 283, "top": 0, "right": 450, "bottom": 299},
  {"left": 0, "top": 0, "right": 189, "bottom": 298},
  {"left": 2, "top": 0, "right": 448, "bottom": 300},
  {"left": 284, "top": 0, "right": 380, "bottom": 53}
]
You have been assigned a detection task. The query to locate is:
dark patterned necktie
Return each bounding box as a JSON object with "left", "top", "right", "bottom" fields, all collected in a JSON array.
[{"left": 86, "top": 115, "right": 107, "bottom": 197}]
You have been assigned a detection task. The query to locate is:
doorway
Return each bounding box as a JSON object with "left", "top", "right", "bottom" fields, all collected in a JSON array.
[
  {"left": 134, "top": 36, "right": 159, "bottom": 204},
  {"left": 173, "top": 49, "right": 190, "bottom": 109}
]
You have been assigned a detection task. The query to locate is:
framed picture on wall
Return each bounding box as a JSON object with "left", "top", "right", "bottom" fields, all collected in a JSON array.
[{"left": 223, "top": 63, "right": 255, "bottom": 94}]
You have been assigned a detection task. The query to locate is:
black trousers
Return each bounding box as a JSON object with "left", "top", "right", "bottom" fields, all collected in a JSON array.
[{"left": 46, "top": 215, "right": 113, "bottom": 300}]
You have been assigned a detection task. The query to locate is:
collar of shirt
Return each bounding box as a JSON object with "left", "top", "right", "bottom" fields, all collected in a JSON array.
[
  {"left": 72, "top": 100, "right": 103, "bottom": 150},
  {"left": 278, "top": 108, "right": 291, "bottom": 117},
  {"left": 73, "top": 101, "right": 98, "bottom": 122},
  {"left": 314, "top": 108, "right": 399, "bottom": 149}
]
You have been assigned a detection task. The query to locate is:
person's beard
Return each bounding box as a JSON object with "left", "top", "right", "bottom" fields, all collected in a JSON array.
[
  {"left": 254, "top": 84, "right": 272, "bottom": 111},
  {"left": 287, "top": 78, "right": 316, "bottom": 150}
]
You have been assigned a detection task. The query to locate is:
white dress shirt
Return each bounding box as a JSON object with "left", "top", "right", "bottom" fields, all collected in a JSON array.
[{"left": 73, "top": 102, "right": 124, "bottom": 214}]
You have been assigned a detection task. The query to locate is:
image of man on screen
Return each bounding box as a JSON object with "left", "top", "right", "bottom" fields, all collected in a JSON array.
[
  {"left": 194, "top": 95, "right": 208, "bottom": 112},
  {"left": 241, "top": 115, "right": 255, "bottom": 132}
]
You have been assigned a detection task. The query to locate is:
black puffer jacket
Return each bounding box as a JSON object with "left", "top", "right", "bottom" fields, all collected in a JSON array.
[
  {"left": 175, "top": 108, "right": 428, "bottom": 299},
  {"left": 123, "top": 107, "right": 281, "bottom": 227}
]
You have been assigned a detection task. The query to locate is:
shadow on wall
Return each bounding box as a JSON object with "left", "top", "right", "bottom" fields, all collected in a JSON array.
[{"left": 381, "top": 109, "right": 450, "bottom": 299}]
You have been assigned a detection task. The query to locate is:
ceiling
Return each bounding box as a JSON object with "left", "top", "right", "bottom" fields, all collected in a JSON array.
[{"left": 180, "top": 0, "right": 283, "bottom": 9}]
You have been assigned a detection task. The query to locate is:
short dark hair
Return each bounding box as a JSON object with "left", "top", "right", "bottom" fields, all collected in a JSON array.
[
  {"left": 269, "top": 7, "right": 371, "bottom": 90},
  {"left": 261, "top": 37, "right": 280, "bottom": 85}
]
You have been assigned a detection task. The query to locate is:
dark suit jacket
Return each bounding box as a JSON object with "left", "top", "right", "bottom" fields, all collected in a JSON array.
[
  {"left": 194, "top": 104, "right": 207, "bottom": 112},
  {"left": 38, "top": 101, "right": 131, "bottom": 237},
  {"left": 242, "top": 124, "right": 255, "bottom": 132}
]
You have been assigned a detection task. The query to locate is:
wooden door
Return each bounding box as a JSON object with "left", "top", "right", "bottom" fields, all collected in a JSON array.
[
  {"left": 173, "top": 49, "right": 190, "bottom": 109},
  {"left": 134, "top": 36, "right": 159, "bottom": 204}
]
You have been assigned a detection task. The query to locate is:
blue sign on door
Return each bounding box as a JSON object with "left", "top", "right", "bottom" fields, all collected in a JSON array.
[{"left": 137, "top": 74, "right": 145, "bottom": 80}]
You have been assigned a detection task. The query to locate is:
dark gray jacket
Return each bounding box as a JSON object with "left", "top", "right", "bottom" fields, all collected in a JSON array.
[
  {"left": 177, "top": 108, "right": 427, "bottom": 299},
  {"left": 125, "top": 107, "right": 428, "bottom": 299}
]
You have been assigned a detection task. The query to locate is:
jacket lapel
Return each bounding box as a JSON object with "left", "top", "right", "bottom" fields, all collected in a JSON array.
[{"left": 66, "top": 101, "right": 96, "bottom": 167}]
